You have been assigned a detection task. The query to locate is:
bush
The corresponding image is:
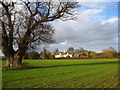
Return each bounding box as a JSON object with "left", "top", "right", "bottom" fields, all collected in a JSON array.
[
  {"left": 49, "top": 54, "right": 55, "bottom": 59},
  {"left": 28, "top": 52, "right": 40, "bottom": 59},
  {"left": 23, "top": 53, "right": 29, "bottom": 59}
]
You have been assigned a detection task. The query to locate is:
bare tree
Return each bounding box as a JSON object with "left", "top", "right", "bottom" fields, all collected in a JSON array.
[
  {"left": 0, "top": 0, "right": 79, "bottom": 67},
  {"left": 101, "top": 47, "right": 117, "bottom": 58}
]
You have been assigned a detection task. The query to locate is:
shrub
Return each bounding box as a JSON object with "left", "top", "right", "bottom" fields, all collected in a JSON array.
[{"left": 28, "top": 52, "right": 40, "bottom": 59}]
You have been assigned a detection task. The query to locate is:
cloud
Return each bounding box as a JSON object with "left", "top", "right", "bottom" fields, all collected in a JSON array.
[
  {"left": 76, "top": 0, "right": 119, "bottom": 2},
  {"left": 104, "top": 18, "right": 118, "bottom": 23},
  {"left": 80, "top": 2, "right": 106, "bottom": 9},
  {"left": 48, "top": 3, "right": 118, "bottom": 52}
]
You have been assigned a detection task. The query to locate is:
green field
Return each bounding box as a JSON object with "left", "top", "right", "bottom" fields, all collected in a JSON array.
[{"left": 2, "top": 59, "right": 119, "bottom": 88}]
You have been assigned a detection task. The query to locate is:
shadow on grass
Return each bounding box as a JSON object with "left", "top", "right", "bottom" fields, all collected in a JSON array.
[
  {"left": 31, "top": 61, "right": 120, "bottom": 69},
  {"left": 3, "top": 61, "right": 119, "bottom": 70}
]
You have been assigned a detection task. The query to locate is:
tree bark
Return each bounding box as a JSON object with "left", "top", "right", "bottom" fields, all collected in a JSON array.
[
  {"left": 0, "top": 2, "right": 78, "bottom": 67},
  {"left": 5, "top": 54, "right": 23, "bottom": 67}
]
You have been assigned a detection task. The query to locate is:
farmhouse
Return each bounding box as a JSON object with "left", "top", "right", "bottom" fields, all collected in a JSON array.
[{"left": 55, "top": 52, "right": 73, "bottom": 59}]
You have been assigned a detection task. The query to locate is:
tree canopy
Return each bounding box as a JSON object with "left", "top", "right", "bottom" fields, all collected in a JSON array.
[{"left": 0, "top": 0, "right": 79, "bottom": 67}]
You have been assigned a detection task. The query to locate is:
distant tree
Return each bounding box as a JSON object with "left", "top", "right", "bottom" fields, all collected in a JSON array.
[
  {"left": 40, "top": 47, "right": 51, "bottom": 59},
  {"left": 118, "top": 51, "right": 120, "bottom": 57},
  {"left": 79, "top": 47, "right": 85, "bottom": 52},
  {"left": 87, "top": 51, "right": 91, "bottom": 58},
  {"left": 47, "top": 52, "right": 52, "bottom": 59},
  {"left": 40, "top": 47, "right": 47, "bottom": 59},
  {"left": 53, "top": 49, "right": 59, "bottom": 55},
  {"left": 101, "top": 47, "right": 117, "bottom": 58},
  {"left": 90, "top": 51, "right": 97, "bottom": 57},
  {"left": 49, "top": 54, "right": 55, "bottom": 59},
  {"left": 67, "top": 47, "right": 74, "bottom": 54},
  {"left": 74, "top": 49, "right": 79, "bottom": 54},
  {"left": 28, "top": 52, "right": 40, "bottom": 59}
]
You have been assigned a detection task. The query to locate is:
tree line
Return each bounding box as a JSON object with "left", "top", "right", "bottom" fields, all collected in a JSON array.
[
  {"left": 21, "top": 47, "right": 119, "bottom": 59},
  {"left": 1, "top": 46, "right": 119, "bottom": 60}
]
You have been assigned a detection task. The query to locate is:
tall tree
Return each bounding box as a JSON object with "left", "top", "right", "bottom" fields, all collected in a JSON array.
[
  {"left": 53, "top": 48, "right": 59, "bottom": 55},
  {"left": 40, "top": 47, "right": 47, "bottom": 59},
  {"left": 0, "top": 1, "right": 79, "bottom": 67},
  {"left": 79, "top": 47, "right": 85, "bottom": 52},
  {"left": 67, "top": 47, "right": 74, "bottom": 54},
  {"left": 101, "top": 47, "right": 117, "bottom": 58}
]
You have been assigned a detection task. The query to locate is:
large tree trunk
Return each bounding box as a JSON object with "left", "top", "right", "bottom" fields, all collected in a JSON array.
[
  {"left": 2, "top": 46, "right": 24, "bottom": 67},
  {"left": 5, "top": 55, "right": 23, "bottom": 67},
  {"left": 3, "top": 37, "right": 29, "bottom": 67}
]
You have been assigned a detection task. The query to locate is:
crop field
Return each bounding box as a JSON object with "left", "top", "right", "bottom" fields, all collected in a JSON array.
[{"left": 1, "top": 59, "right": 119, "bottom": 88}]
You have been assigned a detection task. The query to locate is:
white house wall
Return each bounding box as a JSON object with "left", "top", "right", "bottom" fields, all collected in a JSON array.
[{"left": 55, "top": 53, "right": 73, "bottom": 58}]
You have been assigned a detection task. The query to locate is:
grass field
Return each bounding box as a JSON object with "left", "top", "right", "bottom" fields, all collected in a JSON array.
[{"left": 1, "top": 59, "right": 119, "bottom": 88}]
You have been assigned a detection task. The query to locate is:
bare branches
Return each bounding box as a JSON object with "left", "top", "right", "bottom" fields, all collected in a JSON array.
[
  {"left": 0, "top": 1, "right": 79, "bottom": 53},
  {"left": 23, "top": 1, "right": 78, "bottom": 27},
  {"left": 0, "top": 0, "right": 79, "bottom": 67},
  {"left": 24, "top": 2, "right": 32, "bottom": 15}
]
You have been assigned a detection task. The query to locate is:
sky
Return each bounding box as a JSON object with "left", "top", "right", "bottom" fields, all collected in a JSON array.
[
  {"left": 0, "top": 1, "right": 119, "bottom": 56},
  {"left": 45, "top": 2, "right": 119, "bottom": 52}
]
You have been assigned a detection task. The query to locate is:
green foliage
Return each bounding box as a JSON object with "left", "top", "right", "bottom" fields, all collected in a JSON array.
[
  {"left": 90, "top": 51, "right": 101, "bottom": 57},
  {"left": 28, "top": 52, "right": 40, "bottom": 59},
  {"left": 40, "top": 47, "right": 50, "bottom": 59},
  {"left": 40, "top": 47, "right": 56, "bottom": 59},
  {"left": 49, "top": 54, "right": 55, "bottom": 59},
  {"left": 2, "top": 59, "right": 119, "bottom": 88}
]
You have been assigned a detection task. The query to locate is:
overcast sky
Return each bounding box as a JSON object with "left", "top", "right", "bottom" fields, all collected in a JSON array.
[{"left": 45, "top": 2, "right": 119, "bottom": 52}]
